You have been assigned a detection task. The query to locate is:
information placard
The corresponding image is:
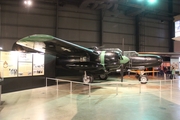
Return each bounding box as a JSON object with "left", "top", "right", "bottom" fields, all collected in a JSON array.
[
  {"left": 0, "top": 51, "right": 44, "bottom": 77},
  {"left": 18, "top": 62, "right": 32, "bottom": 76},
  {"left": 33, "top": 53, "right": 44, "bottom": 76},
  {"left": 0, "top": 51, "right": 18, "bottom": 77}
]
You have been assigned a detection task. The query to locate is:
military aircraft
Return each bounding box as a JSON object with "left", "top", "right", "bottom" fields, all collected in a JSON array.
[
  {"left": 121, "top": 51, "right": 163, "bottom": 84},
  {"left": 12, "top": 34, "right": 129, "bottom": 84}
]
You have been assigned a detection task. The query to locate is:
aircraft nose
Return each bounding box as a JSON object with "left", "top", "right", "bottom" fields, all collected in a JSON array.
[{"left": 120, "top": 56, "right": 129, "bottom": 64}]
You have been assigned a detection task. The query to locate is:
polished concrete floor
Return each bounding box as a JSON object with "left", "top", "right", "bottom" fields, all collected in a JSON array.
[{"left": 1, "top": 75, "right": 180, "bottom": 120}]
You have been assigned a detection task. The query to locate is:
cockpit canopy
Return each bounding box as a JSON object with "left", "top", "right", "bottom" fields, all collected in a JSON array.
[{"left": 124, "top": 51, "right": 138, "bottom": 57}]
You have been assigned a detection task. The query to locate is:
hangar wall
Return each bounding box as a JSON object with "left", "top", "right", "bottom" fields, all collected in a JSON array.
[
  {"left": 139, "top": 18, "right": 169, "bottom": 52},
  {"left": 0, "top": 0, "right": 175, "bottom": 52}
]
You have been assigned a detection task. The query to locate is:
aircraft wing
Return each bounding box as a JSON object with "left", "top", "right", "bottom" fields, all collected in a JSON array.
[
  {"left": 138, "top": 52, "right": 180, "bottom": 57},
  {"left": 15, "top": 34, "right": 99, "bottom": 57},
  {"left": 129, "top": 70, "right": 159, "bottom": 75}
]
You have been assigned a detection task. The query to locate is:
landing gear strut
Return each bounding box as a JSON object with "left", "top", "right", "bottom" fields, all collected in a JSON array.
[
  {"left": 137, "top": 71, "right": 148, "bottom": 84},
  {"left": 82, "top": 71, "right": 94, "bottom": 84}
]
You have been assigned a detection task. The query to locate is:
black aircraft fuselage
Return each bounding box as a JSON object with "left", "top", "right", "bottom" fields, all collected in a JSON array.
[
  {"left": 124, "top": 51, "right": 163, "bottom": 70},
  {"left": 12, "top": 34, "right": 130, "bottom": 84}
]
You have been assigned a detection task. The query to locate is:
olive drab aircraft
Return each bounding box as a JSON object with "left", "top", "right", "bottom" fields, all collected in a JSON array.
[{"left": 13, "top": 34, "right": 129, "bottom": 84}]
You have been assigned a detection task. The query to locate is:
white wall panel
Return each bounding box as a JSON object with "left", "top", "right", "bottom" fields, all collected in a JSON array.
[
  {"left": 103, "top": 33, "right": 119, "bottom": 43},
  {"left": 27, "top": 8, "right": 56, "bottom": 16},
  {"left": 59, "top": 11, "right": 99, "bottom": 20},
  {"left": 103, "top": 14, "right": 134, "bottom": 25},
  {"left": 58, "top": 17, "right": 79, "bottom": 29},
  {"left": 17, "top": 27, "right": 54, "bottom": 38},
  {"left": 2, "top": 12, "right": 18, "bottom": 24},
  {"left": 155, "top": 2, "right": 168, "bottom": 11},
  {"left": 174, "top": 41, "right": 180, "bottom": 52},
  {"left": 1, "top": 26, "right": 18, "bottom": 38},
  {"left": 146, "top": 28, "right": 169, "bottom": 38},
  {"left": 104, "top": 22, "right": 134, "bottom": 34},
  {"left": 144, "top": 47, "right": 168, "bottom": 52},
  {"left": 59, "top": 4, "right": 98, "bottom": 14},
  {"left": 18, "top": 14, "right": 55, "bottom": 27},
  {"left": 74, "top": 42, "right": 99, "bottom": 48},
  {"left": 79, "top": 31, "right": 99, "bottom": 42},
  {"left": 1, "top": 39, "right": 16, "bottom": 50},
  {"left": 58, "top": 17, "right": 99, "bottom": 30},
  {"left": 79, "top": 19, "right": 99, "bottom": 30},
  {"left": 173, "top": 4, "right": 180, "bottom": 13},
  {"left": 103, "top": 33, "right": 134, "bottom": 44},
  {"left": 58, "top": 29, "right": 79, "bottom": 41},
  {"left": 143, "top": 37, "right": 168, "bottom": 47},
  {"left": 58, "top": 29, "right": 99, "bottom": 42}
]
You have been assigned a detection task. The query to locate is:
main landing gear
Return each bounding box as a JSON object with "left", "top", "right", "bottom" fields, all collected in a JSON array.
[
  {"left": 82, "top": 71, "right": 94, "bottom": 84},
  {"left": 98, "top": 74, "right": 108, "bottom": 80},
  {"left": 82, "top": 71, "right": 108, "bottom": 84},
  {"left": 136, "top": 71, "right": 148, "bottom": 84}
]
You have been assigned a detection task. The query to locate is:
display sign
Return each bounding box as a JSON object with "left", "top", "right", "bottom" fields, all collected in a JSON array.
[
  {"left": 18, "top": 62, "right": 32, "bottom": 76},
  {"left": 33, "top": 53, "right": 44, "bottom": 76},
  {"left": 175, "top": 21, "right": 180, "bottom": 37},
  {"left": 0, "top": 51, "right": 44, "bottom": 78},
  {"left": 18, "top": 53, "right": 32, "bottom": 62},
  {"left": 0, "top": 51, "right": 18, "bottom": 77},
  {"left": 171, "top": 58, "right": 179, "bottom": 70}
]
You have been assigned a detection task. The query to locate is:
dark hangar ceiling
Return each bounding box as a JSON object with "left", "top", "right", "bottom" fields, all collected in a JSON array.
[
  {"left": 1, "top": 0, "right": 180, "bottom": 21},
  {"left": 42, "top": 0, "right": 180, "bottom": 21}
]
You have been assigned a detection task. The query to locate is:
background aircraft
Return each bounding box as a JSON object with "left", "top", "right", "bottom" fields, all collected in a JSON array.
[
  {"left": 12, "top": 34, "right": 129, "bottom": 84},
  {"left": 122, "top": 51, "right": 163, "bottom": 84}
]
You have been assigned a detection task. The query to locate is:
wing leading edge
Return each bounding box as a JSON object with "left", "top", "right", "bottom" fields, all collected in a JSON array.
[{"left": 16, "top": 34, "right": 99, "bottom": 57}]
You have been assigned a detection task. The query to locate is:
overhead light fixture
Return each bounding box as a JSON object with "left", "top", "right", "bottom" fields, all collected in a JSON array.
[
  {"left": 147, "top": 0, "right": 157, "bottom": 4},
  {"left": 0, "top": 47, "right": 3, "bottom": 50},
  {"left": 24, "top": 0, "right": 32, "bottom": 6}
]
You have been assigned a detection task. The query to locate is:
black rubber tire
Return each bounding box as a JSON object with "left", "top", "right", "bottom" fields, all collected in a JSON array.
[
  {"left": 139, "top": 75, "right": 148, "bottom": 84},
  {"left": 98, "top": 74, "right": 108, "bottom": 80},
  {"left": 82, "top": 75, "right": 94, "bottom": 84}
]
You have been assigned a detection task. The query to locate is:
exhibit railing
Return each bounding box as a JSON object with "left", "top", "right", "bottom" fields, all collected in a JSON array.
[{"left": 45, "top": 77, "right": 179, "bottom": 97}]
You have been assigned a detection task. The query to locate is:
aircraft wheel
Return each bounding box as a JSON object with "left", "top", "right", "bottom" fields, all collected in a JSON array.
[
  {"left": 83, "top": 75, "right": 94, "bottom": 84},
  {"left": 99, "top": 74, "right": 108, "bottom": 80},
  {"left": 139, "top": 75, "right": 148, "bottom": 84}
]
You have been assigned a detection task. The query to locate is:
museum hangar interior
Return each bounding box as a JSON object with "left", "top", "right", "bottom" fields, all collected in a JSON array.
[{"left": 1, "top": 0, "right": 180, "bottom": 120}]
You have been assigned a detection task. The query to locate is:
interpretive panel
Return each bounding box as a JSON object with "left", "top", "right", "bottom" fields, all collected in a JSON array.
[
  {"left": 175, "top": 21, "right": 180, "bottom": 37},
  {"left": 18, "top": 62, "right": 32, "bottom": 76},
  {"left": 18, "top": 53, "right": 32, "bottom": 62},
  {"left": 33, "top": 53, "right": 44, "bottom": 76},
  {"left": 0, "top": 51, "right": 44, "bottom": 77},
  {"left": 171, "top": 58, "right": 179, "bottom": 70},
  {"left": 0, "top": 51, "right": 18, "bottom": 77},
  {"left": 18, "top": 53, "right": 33, "bottom": 77}
]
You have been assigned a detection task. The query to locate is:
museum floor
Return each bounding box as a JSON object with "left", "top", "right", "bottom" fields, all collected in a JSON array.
[{"left": 1, "top": 75, "right": 180, "bottom": 120}]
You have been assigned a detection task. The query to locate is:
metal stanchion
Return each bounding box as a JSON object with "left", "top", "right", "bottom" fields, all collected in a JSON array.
[
  {"left": 46, "top": 77, "right": 47, "bottom": 87},
  {"left": 89, "top": 84, "right": 91, "bottom": 97},
  {"left": 116, "top": 83, "right": 118, "bottom": 95},
  {"left": 160, "top": 79, "right": 161, "bottom": 91},
  {"left": 56, "top": 79, "right": 58, "bottom": 90},
  {"left": 56, "top": 79, "right": 58, "bottom": 97},
  {"left": 164, "top": 73, "right": 166, "bottom": 80},
  {"left": 70, "top": 82, "right": 72, "bottom": 94},
  {"left": 171, "top": 79, "right": 173, "bottom": 90}
]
